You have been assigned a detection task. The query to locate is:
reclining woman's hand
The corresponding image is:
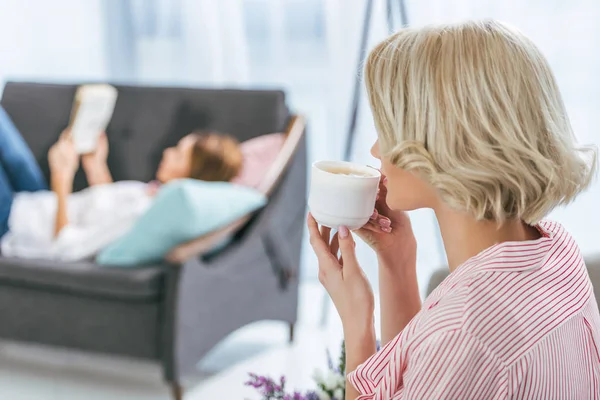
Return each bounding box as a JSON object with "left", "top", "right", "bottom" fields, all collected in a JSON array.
[
  {"left": 81, "top": 131, "right": 108, "bottom": 170},
  {"left": 48, "top": 133, "right": 79, "bottom": 187},
  {"left": 355, "top": 173, "right": 417, "bottom": 266},
  {"left": 81, "top": 132, "right": 112, "bottom": 186},
  {"left": 307, "top": 213, "right": 375, "bottom": 333}
]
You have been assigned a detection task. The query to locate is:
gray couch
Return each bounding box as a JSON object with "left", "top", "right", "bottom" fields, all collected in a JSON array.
[{"left": 0, "top": 82, "right": 307, "bottom": 399}]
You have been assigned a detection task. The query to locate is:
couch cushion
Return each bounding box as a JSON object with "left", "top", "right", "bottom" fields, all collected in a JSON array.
[
  {"left": 0, "top": 82, "right": 289, "bottom": 192},
  {"left": 0, "top": 257, "right": 165, "bottom": 301}
]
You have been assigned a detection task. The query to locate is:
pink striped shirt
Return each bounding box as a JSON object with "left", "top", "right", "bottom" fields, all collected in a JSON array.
[{"left": 349, "top": 220, "right": 600, "bottom": 399}]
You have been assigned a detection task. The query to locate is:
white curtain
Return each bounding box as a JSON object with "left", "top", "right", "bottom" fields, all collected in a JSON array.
[
  {"left": 0, "top": 0, "right": 108, "bottom": 88},
  {"left": 179, "top": 0, "right": 249, "bottom": 85},
  {"left": 110, "top": 0, "right": 249, "bottom": 85}
]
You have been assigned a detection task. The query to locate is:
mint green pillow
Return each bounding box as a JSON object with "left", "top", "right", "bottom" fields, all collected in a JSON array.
[{"left": 97, "top": 179, "right": 266, "bottom": 266}]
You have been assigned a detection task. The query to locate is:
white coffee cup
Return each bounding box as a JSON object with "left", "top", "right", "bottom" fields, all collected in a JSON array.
[{"left": 308, "top": 160, "right": 381, "bottom": 230}]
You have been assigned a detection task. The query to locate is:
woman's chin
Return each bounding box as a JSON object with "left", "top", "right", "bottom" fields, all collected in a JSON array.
[{"left": 386, "top": 198, "right": 422, "bottom": 212}]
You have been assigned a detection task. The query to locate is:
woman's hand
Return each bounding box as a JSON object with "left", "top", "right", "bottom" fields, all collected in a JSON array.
[
  {"left": 307, "top": 213, "right": 375, "bottom": 333},
  {"left": 356, "top": 172, "right": 421, "bottom": 345},
  {"left": 309, "top": 213, "right": 378, "bottom": 400},
  {"left": 81, "top": 132, "right": 113, "bottom": 186},
  {"left": 356, "top": 173, "right": 417, "bottom": 263},
  {"left": 48, "top": 133, "right": 79, "bottom": 186},
  {"left": 81, "top": 131, "right": 108, "bottom": 170}
]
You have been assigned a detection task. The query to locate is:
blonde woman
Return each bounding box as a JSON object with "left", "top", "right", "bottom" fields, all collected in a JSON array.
[{"left": 308, "top": 20, "right": 599, "bottom": 399}]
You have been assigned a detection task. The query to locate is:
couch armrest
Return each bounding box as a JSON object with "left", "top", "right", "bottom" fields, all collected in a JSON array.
[
  {"left": 585, "top": 254, "right": 600, "bottom": 305},
  {"left": 165, "top": 115, "right": 306, "bottom": 264}
]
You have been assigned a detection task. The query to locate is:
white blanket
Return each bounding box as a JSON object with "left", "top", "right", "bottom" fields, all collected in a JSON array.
[{"left": 1, "top": 181, "right": 153, "bottom": 261}]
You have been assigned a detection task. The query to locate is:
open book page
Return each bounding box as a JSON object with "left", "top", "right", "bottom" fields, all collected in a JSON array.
[{"left": 70, "top": 84, "right": 118, "bottom": 154}]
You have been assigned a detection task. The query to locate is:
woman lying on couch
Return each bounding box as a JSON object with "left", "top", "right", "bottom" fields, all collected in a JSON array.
[
  {"left": 0, "top": 105, "right": 245, "bottom": 261},
  {"left": 49, "top": 129, "right": 242, "bottom": 236}
]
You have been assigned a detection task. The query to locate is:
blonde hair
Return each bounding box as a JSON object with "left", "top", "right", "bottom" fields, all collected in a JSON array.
[{"left": 365, "top": 20, "right": 596, "bottom": 224}]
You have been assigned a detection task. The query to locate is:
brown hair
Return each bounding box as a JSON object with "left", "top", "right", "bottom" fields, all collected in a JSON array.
[{"left": 188, "top": 132, "right": 243, "bottom": 182}]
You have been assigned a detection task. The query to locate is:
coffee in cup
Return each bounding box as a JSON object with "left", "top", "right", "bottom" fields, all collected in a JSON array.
[{"left": 308, "top": 160, "right": 381, "bottom": 230}]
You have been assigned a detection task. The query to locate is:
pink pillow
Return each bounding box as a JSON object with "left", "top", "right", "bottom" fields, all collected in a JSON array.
[{"left": 232, "top": 133, "right": 286, "bottom": 188}]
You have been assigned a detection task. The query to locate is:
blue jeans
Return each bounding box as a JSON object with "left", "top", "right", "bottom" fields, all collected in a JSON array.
[{"left": 0, "top": 106, "right": 48, "bottom": 236}]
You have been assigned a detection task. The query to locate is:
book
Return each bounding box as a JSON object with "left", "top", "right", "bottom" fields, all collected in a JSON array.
[{"left": 69, "top": 84, "right": 118, "bottom": 154}]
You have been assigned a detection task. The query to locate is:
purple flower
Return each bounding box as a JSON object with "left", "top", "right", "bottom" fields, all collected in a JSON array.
[
  {"left": 244, "top": 373, "right": 262, "bottom": 388},
  {"left": 245, "top": 373, "right": 286, "bottom": 398},
  {"left": 304, "top": 392, "right": 320, "bottom": 400},
  {"left": 326, "top": 349, "right": 335, "bottom": 371},
  {"left": 283, "top": 392, "right": 310, "bottom": 400}
]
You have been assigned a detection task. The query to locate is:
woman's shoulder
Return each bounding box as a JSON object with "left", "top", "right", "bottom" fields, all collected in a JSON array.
[
  {"left": 439, "top": 221, "right": 590, "bottom": 359},
  {"left": 412, "top": 222, "right": 590, "bottom": 342}
]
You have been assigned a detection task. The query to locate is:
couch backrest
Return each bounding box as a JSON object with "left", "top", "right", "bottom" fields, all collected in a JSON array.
[{"left": 1, "top": 82, "right": 289, "bottom": 191}]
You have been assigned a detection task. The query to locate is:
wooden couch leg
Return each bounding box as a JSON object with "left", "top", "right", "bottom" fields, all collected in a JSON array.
[
  {"left": 289, "top": 322, "right": 295, "bottom": 343},
  {"left": 170, "top": 381, "right": 183, "bottom": 400}
]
